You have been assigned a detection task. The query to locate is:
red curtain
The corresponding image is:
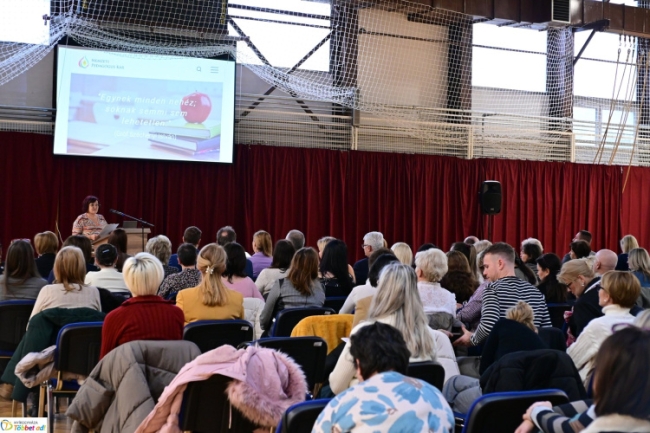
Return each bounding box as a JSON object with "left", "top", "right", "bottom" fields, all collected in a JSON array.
[{"left": 1, "top": 130, "right": 646, "bottom": 261}]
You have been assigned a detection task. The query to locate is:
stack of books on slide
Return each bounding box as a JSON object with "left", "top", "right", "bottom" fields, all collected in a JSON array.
[{"left": 148, "top": 120, "right": 221, "bottom": 155}]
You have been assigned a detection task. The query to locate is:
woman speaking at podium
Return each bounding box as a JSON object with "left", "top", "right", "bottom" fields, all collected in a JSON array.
[{"left": 72, "top": 195, "right": 107, "bottom": 240}]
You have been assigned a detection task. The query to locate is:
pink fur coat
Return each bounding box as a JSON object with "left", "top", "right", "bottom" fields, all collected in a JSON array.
[{"left": 135, "top": 345, "right": 307, "bottom": 433}]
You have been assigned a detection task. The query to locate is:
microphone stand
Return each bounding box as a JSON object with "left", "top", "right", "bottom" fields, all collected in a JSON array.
[{"left": 110, "top": 209, "right": 154, "bottom": 252}]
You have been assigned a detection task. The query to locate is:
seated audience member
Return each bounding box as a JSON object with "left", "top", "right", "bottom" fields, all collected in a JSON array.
[
  {"left": 570, "top": 240, "right": 591, "bottom": 260},
  {"left": 592, "top": 249, "right": 618, "bottom": 278},
  {"left": 520, "top": 242, "right": 542, "bottom": 281},
  {"left": 285, "top": 229, "right": 305, "bottom": 252},
  {"left": 616, "top": 234, "right": 638, "bottom": 271},
  {"left": 350, "top": 253, "right": 400, "bottom": 327},
  {"left": 515, "top": 255, "right": 538, "bottom": 285},
  {"left": 31, "top": 246, "right": 101, "bottom": 320},
  {"left": 450, "top": 242, "right": 479, "bottom": 282},
  {"left": 443, "top": 301, "right": 546, "bottom": 413},
  {"left": 168, "top": 226, "right": 201, "bottom": 271},
  {"left": 516, "top": 324, "right": 650, "bottom": 433},
  {"left": 84, "top": 244, "right": 129, "bottom": 293},
  {"left": 107, "top": 229, "right": 131, "bottom": 272},
  {"left": 0, "top": 240, "right": 46, "bottom": 300},
  {"left": 521, "top": 238, "right": 544, "bottom": 254},
  {"left": 157, "top": 243, "right": 202, "bottom": 300},
  {"left": 99, "top": 253, "right": 184, "bottom": 359},
  {"left": 535, "top": 253, "right": 567, "bottom": 304},
  {"left": 353, "top": 231, "right": 384, "bottom": 286},
  {"left": 562, "top": 230, "right": 592, "bottom": 264},
  {"left": 217, "top": 225, "right": 254, "bottom": 278},
  {"left": 391, "top": 242, "right": 413, "bottom": 266},
  {"left": 255, "top": 240, "right": 295, "bottom": 296},
  {"left": 414, "top": 248, "right": 456, "bottom": 329},
  {"left": 330, "top": 263, "right": 460, "bottom": 395},
  {"left": 417, "top": 243, "right": 438, "bottom": 253},
  {"left": 464, "top": 236, "right": 479, "bottom": 245},
  {"left": 221, "top": 242, "right": 264, "bottom": 300},
  {"left": 146, "top": 235, "right": 180, "bottom": 279},
  {"left": 558, "top": 259, "right": 602, "bottom": 341},
  {"left": 47, "top": 235, "right": 99, "bottom": 283},
  {"left": 33, "top": 231, "right": 58, "bottom": 278},
  {"left": 176, "top": 243, "right": 244, "bottom": 326},
  {"left": 259, "top": 247, "right": 325, "bottom": 331},
  {"left": 319, "top": 239, "right": 355, "bottom": 297},
  {"left": 318, "top": 236, "right": 356, "bottom": 281},
  {"left": 454, "top": 243, "right": 551, "bottom": 348},
  {"left": 314, "top": 322, "right": 455, "bottom": 433},
  {"left": 440, "top": 251, "right": 478, "bottom": 304},
  {"left": 457, "top": 251, "right": 489, "bottom": 331},
  {"left": 567, "top": 271, "right": 638, "bottom": 387},
  {"left": 628, "top": 248, "right": 650, "bottom": 307},
  {"left": 250, "top": 230, "right": 273, "bottom": 279},
  {"left": 339, "top": 249, "right": 396, "bottom": 315}
]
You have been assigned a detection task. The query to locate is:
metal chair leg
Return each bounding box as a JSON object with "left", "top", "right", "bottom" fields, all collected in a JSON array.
[{"left": 47, "top": 382, "right": 54, "bottom": 433}]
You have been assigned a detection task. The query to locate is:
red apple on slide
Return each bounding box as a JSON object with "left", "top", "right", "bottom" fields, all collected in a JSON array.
[{"left": 181, "top": 92, "right": 212, "bottom": 123}]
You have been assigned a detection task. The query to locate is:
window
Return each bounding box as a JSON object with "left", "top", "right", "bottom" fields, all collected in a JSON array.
[{"left": 0, "top": 0, "right": 50, "bottom": 45}]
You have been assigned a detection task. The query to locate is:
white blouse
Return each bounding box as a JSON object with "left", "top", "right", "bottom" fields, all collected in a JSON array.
[{"left": 417, "top": 281, "right": 457, "bottom": 316}]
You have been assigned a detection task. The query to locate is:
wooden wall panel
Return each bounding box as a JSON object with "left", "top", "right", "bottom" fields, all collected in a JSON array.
[{"left": 494, "top": 0, "right": 520, "bottom": 21}]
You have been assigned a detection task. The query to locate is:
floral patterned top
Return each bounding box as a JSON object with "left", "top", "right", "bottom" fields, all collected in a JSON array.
[
  {"left": 72, "top": 213, "right": 107, "bottom": 238},
  {"left": 313, "top": 371, "right": 454, "bottom": 433}
]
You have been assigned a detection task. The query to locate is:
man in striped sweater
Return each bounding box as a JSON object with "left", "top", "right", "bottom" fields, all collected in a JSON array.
[{"left": 454, "top": 242, "right": 551, "bottom": 347}]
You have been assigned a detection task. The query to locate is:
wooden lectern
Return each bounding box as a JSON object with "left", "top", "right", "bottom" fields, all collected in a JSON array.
[{"left": 92, "top": 228, "right": 152, "bottom": 255}]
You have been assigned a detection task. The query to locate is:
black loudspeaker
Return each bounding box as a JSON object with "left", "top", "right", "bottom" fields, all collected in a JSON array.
[{"left": 480, "top": 181, "right": 502, "bottom": 215}]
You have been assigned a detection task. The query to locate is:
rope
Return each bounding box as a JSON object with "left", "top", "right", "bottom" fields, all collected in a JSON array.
[{"left": 608, "top": 42, "right": 639, "bottom": 165}]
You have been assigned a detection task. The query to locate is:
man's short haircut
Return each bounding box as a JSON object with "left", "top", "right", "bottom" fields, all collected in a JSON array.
[
  {"left": 571, "top": 240, "right": 591, "bottom": 259},
  {"left": 286, "top": 230, "right": 305, "bottom": 251},
  {"left": 95, "top": 244, "right": 118, "bottom": 267},
  {"left": 350, "top": 322, "right": 410, "bottom": 380},
  {"left": 483, "top": 242, "right": 516, "bottom": 264},
  {"left": 363, "top": 231, "right": 384, "bottom": 251},
  {"left": 177, "top": 242, "right": 198, "bottom": 267},
  {"left": 578, "top": 230, "right": 592, "bottom": 244},
  {"left": 216, "top": 226, "right": 236, "bottom": 246},
  {"left": 368, "top": 253, "right": 399, "bottom": 287},
  {"left": 368, "top": 247, "right": 393, "bottom": 270},
  {"left": 183, "top": 226, "right": 202, "bottom": 246},
  {"left": 417, "top": 243, "right": 438, "bottom": 253}
]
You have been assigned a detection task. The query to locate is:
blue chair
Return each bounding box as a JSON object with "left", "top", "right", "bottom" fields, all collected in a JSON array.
[
  {"left": 183, "top": 320, "right": 254, "bottom": 353},
  {"left": 0, "top": 300, "right": 35, "bottom": 416},
  {"left": 38, "top": 322, "right": 103, "bottom": 432},
  {"left": 323, "top": 297, "right": 347, "bottom": 312},
  {"left": 461, "top": 389, "right": 569, "bottom": 433},
  {"left": 271, "top": 307, "right": 336, "bottom": 337},
  {"left": 275, "top": 399, "right": 331, "bottom": 433}
]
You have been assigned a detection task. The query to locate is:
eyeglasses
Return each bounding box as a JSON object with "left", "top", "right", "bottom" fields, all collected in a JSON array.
[{"left": 362, "top": 244, "right": 370, "bottom": 249}]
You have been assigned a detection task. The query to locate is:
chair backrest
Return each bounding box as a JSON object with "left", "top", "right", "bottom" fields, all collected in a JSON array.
[
  {"left": 462, "top": 389, "right": 569, "bottom": 433},
  {"left": 290, "top": 314, "right": 354, "bottom": 355},
  {"left": 546, "top": 303, "right": 572, "bottom": 329},
  {"left": 277, "top": 399, "right": 331, "bottom": 433},
  {"left": 0, "top": 300, "right": 35, "bottom": 355},
  {"left": 252, "top": 337, "right": 327, "bottom": 391},
  {"left": 180, "top": 374, "right": 260, "bottom": 433},
  {"left": 407, "top": 361, "right": 445, "bottom": 390},
  {"left": 183, "top": 320, "right": 254, "bottom": 353},
  {"left": 323, "top": 297, "right": 347, "bottom": 312},
  {"left": 54, "top": 322, "right": 103, "bottom": 375},
  {"left": 271, "top": 307, "right": 336, "bottom": 337},
  {"left": 538, "top": 326, "right": 567, "bottom": 352}
]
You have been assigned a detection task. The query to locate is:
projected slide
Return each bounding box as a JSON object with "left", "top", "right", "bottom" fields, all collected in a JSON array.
[{"left": 54, "top": 47, "right": 235, "bottom": 163}]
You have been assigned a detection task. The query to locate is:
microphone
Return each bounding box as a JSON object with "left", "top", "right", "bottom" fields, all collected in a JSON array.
[{"left": 110, "top": 209, "right": 125, "bottom": 216}]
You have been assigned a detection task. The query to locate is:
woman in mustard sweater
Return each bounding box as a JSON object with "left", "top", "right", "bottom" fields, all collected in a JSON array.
[{"left": 176, "top": 243, "right": 244, "bottom": 326}]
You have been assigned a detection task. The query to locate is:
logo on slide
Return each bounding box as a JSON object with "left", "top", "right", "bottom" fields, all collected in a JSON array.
[
  {"left": 0, "top": 420, "right": 13, "bottom": 430},
  {"left": 78, "top": 57, "right": 89, "bottom": 68}
]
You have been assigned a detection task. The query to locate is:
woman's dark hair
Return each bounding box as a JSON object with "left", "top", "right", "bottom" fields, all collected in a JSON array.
[
  {"left": 63, "top": 235, "right": 93, "bottom": 264},
  {"left": 95, "top": 244, "right": 118, "bottom": 267},
  {"left": 536, "top": 253, "right": 567, "bottom": 303},
  {"left": 522, "top": 243, "right": 542, "bottom": 264},
  {"left": 417, "top": 243, "right": 438, "bottom": 253},
  {"left": 223, "top": 242, "right": 248, "bottom": 283},
  {"left": 287, "top": 247, "right": 319, "bottom": 295},
  {"left": 4, "top": 240, "right": 40, "bottom": 289},
  {"left": 108, "top": 229, "right": 128, "bottom": 254},
  {"left": 270, "top": 240, "right": 295, "bottom": 271},
  {"left": 82, "top": 195, "right": 99, "bottom": 213},
  {"left": 451, "top": 242, "right": 477, "bottom": 278},
  {"left": 369, "top": 253, "right": 399, "bottom": 287},
  {"left": 570, "top": 240, "right": 591, "bottom": 259},
  {"left": 515, "top": 256, "right": 537, "bottom": 285},
  {"left": 319, "top": 239, "right": 353, "bottom": 292},
  {"left": 350, "top": 322, "right": 410, "bottom": 380},
  {"left": 593, "top": 327, "right": 650, "bottom": 419}
]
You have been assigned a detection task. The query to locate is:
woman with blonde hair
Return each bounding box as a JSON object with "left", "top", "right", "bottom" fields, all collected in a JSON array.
[
  {"left": 330, "top": 263, "right": 459, "bottom": 395},
  {"left": 628, "top": 248, "right": 650, "bottom": 294},
  {"left": 34, "top": 231, "right": 58, "bottom": 278},
  {"left": 259, "top": 247, "right": 325, "bottom": 331},
  {"left": 558, "top": 258, "right": 600, "bottom": 340},
  {"left": 30, "top": 246, "right": 101, "bottom": 320},
  {"left": 391, "top": 242, "right": 413, "bottom": 266},
  {"left": 250, "top": 230, "right": 273, "bottom": 279},
  {"left": 616, "top": 234, "right": 639, "bottom": 271},
  {"left": 176, "top": 243, "right": 245, "bottom": 326}
]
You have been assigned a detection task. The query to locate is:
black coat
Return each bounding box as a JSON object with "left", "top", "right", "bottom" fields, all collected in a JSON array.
[
  {"left": 570, "top": 278, "right": 603, "bottom": 338},
  {"left": 480, "top": 349, "right": 587, "bottom": 401},
  {"left": 35, "top": 253, "right": 56, "bottom": 279}
]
